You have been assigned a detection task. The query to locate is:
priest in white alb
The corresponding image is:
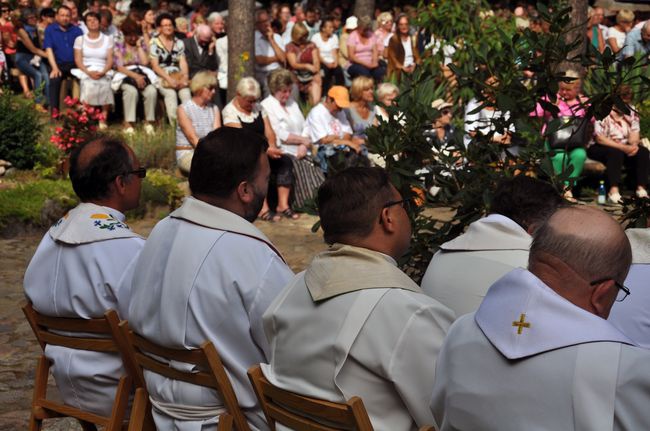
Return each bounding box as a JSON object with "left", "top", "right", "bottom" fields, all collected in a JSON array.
[
  {"left": 421, "top": 175, "right": 563, "bottom": 317},
  {"left": 262, "top": 167, "right": 454, "bottom": 431},
  {"left": 431, "top": 206, "right": 650, "bottom": 430},
  {"left": 24, "top": 136, "right": 146, "bottom": 416},
  {"left": 127, "top": 127, "right": 294, "bottom": 431}
]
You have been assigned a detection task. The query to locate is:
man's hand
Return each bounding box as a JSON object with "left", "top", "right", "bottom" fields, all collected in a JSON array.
[
  {"left": 264, "top": 26, "right": 274, "bottom": 41},
  {"left": 296, "top": 144, "right": 308, "bottom": 159},
  {"left": 267, "top": 146, "right": 283, "bottom": 159}
]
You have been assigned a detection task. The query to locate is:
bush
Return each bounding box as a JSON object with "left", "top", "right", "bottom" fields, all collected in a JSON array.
[
  {"left": 0, "top": 179, "right": 77, "bottom": 229},
  {"left": 125, "top": 125, "right": 176, "bottom": 170},
  {"left": 0, "top": 90, "right": 44, "bottom": 169}
]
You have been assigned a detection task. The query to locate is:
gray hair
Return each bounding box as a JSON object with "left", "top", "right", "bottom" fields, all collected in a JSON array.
[
  {"left": 236, "top": 76, "right": 261, "bottom": 99},
  {"left": 376, "top": 82, "right": 399, "bottom": 101},
  {"left": 529, "top": 207, "right": 632, "bottom": 283},
  {"left": 207, "top": 11, "right": 223, "bottom": 25}
]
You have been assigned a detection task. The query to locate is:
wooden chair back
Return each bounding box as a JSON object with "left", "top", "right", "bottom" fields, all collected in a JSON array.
[
  {"left": 418, "top": 426, "right": 437, "bottom": 431},
  {"left": 22, "top": 302, "right": 131, "bottom": 431},
  {"left": 118, "top": 320, "right": 250, "bottom": 431},
  {"left": 247, "top": 364, "right": 374, "bottom": 431}
]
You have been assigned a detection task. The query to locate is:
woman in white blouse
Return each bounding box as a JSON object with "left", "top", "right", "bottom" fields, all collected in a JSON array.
[
  {"left": 607, "top": 9, "right": 635, "bottom": 55},
  {"left": 73, "top": 12, "right": 114, "bottom": 129}
]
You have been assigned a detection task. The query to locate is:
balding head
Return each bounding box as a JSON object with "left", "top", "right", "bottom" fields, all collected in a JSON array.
[
  {"left": 529, "top": 206, "right": 632, "bottom": 317},
  {"left": 195, "top": 24, "right": 213, "bottom": 42}
]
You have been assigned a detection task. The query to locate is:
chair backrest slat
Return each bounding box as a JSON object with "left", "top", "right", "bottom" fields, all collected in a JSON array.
[
  {"left": 248, "top": 365, "right": 374, "bottom": 431},
  {"left": 132, "top": 332, "right": 210, "bottom": 367},
  {"left": 38, "top": 332, "right": 117, "bottom": 352},
  {"left": 134, "top": 352, "right": 218, "bottom": 387},
  {"left": 34, "top": 313, "right": 111, "bottom": 333}
]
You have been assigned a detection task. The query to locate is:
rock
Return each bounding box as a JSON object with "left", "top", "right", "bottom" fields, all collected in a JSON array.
[
  {"left": 2, "top": 168, "right": 16, "bottom": 178},
  {"left": 0, "top": 167, "right": 4, "bottom": 176},
  {"left": 40, "top": 198, "right": 73, "bottom": 227}
]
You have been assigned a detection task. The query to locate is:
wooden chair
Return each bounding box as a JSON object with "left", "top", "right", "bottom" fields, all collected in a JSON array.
[
  {"left": 247, "top": 364, "right": 374, "bottom": 431},
  {"left": 418, "top": 426, "right": 437, "bottom": 431},
  {"left": 117, "top": 319, "right": 250, "bottom": 431},
  {"left": 22, "top": 302, "right": 132, "bottom": 431}
]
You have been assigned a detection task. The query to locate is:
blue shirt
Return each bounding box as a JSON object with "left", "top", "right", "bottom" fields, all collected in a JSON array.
[
  {"left": 43, "top": 23, "right": 83, "bottom": 64},
  {"left": 619, "top": 26, "right": 650, "bottom": 59}
]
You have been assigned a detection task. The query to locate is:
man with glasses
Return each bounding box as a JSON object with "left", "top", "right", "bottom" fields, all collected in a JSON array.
[
  {"left": 620, "top": 20, "right": 650, "bottom": 60},
  {"left": 431, "top": 206, "right": 650, "bottom": 430},
  {"left": 24, "top": 135, "right": 146, "bottom": 417},
  {"left": 262, "top": 167, "right": 454, "bottom": 430}
]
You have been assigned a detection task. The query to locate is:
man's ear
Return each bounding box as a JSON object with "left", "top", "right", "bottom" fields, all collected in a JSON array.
[
  {"left": 112, "top": 174, "right": 127, "bottom": 197},
  {"left": 590, "top": 279, "right": 616, "bottom": 318},
  {"left": 379, "top": 207, "right": 397, "bottom": 234},
  {"left": 236, "top": 181, "right": 253, "bottom": 204}
]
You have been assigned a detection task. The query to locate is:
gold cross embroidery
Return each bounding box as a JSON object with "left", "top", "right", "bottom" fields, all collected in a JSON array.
[{"left": 512, "top": 313, "right": 531, "bottom": 335}]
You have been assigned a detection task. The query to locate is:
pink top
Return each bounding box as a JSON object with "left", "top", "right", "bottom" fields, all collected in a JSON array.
[
  {"left": 347, "top": 30, "right": 376, "bottom": 65},
  {"left": 595, "top": 109, "right": 640, "bottom": 145},
  {"left": 531, "top": 94, "right": 593, "bottom": 134}
]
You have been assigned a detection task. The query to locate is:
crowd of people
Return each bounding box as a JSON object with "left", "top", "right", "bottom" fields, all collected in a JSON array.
[{"left": 22, "top": 127, "right": 650, "bottom": 430}]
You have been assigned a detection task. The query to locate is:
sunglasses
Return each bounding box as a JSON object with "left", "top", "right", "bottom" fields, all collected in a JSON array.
[{"left": 126, "top": 167, "right": 147, "bottom": 178}]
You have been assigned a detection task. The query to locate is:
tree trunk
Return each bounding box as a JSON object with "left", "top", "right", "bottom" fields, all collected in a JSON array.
[
  {"left": 227, "top": 0, "right": 255, "bottom": 100},
  {"left": 562, "top": 0, "right": 588, "bottom": 74},
  {"left": 353, "top": 0, "right": 375, "bottom": 20}
]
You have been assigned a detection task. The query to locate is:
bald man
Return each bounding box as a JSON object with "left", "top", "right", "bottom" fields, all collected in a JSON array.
[
  {"left": 431, "top": 206, "right": 650, "bottom": 430},
  {"left": 24, "top": 136, "right": 146, "bottom": 417},
  {"left": 183, "top": 23, "right": 218, "bottom": 78}
]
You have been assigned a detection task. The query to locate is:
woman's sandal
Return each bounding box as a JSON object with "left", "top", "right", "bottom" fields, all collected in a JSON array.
[
  {"left": 279, "top": 208, "right": 300, "bottom": 220},
  {"left": 259, "top": 211, "right": 280, "bottom": 222}
]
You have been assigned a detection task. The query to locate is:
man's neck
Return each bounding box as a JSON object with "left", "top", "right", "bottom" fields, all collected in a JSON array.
[{"left": 192, "top": 193, "right": 246, "bottom": 219}]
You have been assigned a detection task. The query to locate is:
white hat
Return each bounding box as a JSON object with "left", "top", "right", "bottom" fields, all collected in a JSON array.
[
  {"left": 345, "top": 16, "right": 358, "bottom": 30},
  {"left": 431, "top": 99, "right": 453, "bottom": 110}
]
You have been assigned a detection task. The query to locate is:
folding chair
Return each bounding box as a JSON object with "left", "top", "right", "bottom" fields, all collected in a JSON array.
[
  {"left": 247, "top": 364, "right": 374, "bottom": 431},
  {"left": 22, "top": 302, "right": 132, "bottom": 431},
  {"left": 117, "top": 320, "right": 250, "bottom": 431}
]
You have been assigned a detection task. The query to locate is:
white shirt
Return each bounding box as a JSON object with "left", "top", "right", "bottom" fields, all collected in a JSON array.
[
  {"left": 402, "top": 37, "right": 414, "bottom": 67},
  {"left": 216, "top": 36, "right": 228, "bottom": 89},
  {"left": 255, "top": 30, "right": 285, "bottom": 73},
  {"left": 608, "top": 26, "right": 627, "bottom": 50},
  {"left": 305, "top": 103, "right": 353, "bottom": 144},
  {"left": 310, "top": 32, "right": 339, "bottom": 64},
  {"left": 221, "top": 101, "right": 267, "bottom": 126},
  {"left": 421, "top": 214, "right": 531, "bottom": 317},
  {"left": 261, "top": 95, "right": 307, "bottom": 156},
  {"left": 431, "top": 269, "right": 650, "bottom": 431},
  {"left": 263, "top": 244, "right": 453, "bottom": 431},
  {"left": 23, "top": 203, "right": 144, "bottom": 417},
  {"left": 128, "top": 197, "right": 293, "bottom": 431}
]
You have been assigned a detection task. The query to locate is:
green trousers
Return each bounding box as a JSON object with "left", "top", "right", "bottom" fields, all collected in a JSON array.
[{"left": 549, "top": 147, "right": 587, "bottom": 186}]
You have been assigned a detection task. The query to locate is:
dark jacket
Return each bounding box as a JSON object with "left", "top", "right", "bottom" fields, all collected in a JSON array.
[{"left": 183, "top": 36, "right": 218, "bottom": 78}]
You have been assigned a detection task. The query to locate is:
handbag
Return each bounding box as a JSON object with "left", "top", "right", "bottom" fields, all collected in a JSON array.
[
  {"left": 548, "top": 116, "right": 592, "bottom": 150},
  {"left": 122, "top": 66, "right": 151, "bottom": 88},
  {"left": 160, "top": 71, "right": 186, "bottom": 89}
]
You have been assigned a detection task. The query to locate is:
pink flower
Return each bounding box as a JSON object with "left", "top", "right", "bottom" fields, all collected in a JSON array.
[
  {"left": 79, "top": 115, "right": 88, "bottom": 124},
  {"left": 55, "top": 127, "right": 63, "bottom": 133}
]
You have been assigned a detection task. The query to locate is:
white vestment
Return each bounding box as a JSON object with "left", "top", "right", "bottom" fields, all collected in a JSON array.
[
  {"left": 421, "top": 214, "right": 530, "bottom": 317},
  {"left": 262, "top": 244, "right": 454, "bottom": 431},
  {"left": 609, "top": 228, "right": 650, "bottom": 348},
  {"left": 431, "top": 268, "right": 650, "bottom": 431},
  {"left": 23, "top": 203, "right": 145, "bottom": 417},
  {"left": 127, "top": 196, "right": 293, "bottom": 431}
]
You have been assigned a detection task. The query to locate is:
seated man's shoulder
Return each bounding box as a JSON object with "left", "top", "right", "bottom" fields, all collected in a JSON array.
[{"left": 374, "top": 288, "right": 454, "bottom": 324}]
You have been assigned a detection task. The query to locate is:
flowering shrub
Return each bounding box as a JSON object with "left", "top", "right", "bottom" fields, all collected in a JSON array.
[{"left": 50, "top": 96, "right": 105, "bottom": 154}]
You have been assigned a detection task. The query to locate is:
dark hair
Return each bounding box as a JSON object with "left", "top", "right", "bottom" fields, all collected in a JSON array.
[
  {"left": 40, "top": 7, "right": 55, "bottom": 18},
  {"left": 57, "top": 5, "right": 72, "bottom": 14},
  {"left": 69, "top": 136, "right": 134, "bottom": 201},
  {"left": 83, "top": 11, "right": 100, "bottom": 23},
  {"left": 490, "top": 176, "right": 564, "bottom": 232},
  {"left": 317, "top": 167, "right": 393, "bottom": 244},
  {"left": 321, "top": 15, "right": 334, "bottom": 27},
  {"left": 120, "top": 17, "right": 141, "bottom": 36},
  {"left": 99, "top": 8, "right": 112, "bottom": 24},
  {"left": 189, "top": 127, "right": 269, "bottom": 198},
  {"left": 20, "top": 8, "right": 36, "bottom": 25},
  {"left": 155, "top": 11, "right": 174, "bottom": 27}
]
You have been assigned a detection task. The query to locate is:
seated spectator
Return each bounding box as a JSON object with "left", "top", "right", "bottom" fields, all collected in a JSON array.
[
  {"left": 386, "top": 14, "right": 421, "bottom": 83},
  {"left": 73, "top": 12, "right": 114, "bottom": 129},
  {"left": 421, "top": 176, "right": 563, "bottom": 317},
  {"left": 302, "top": 4, "right": 320, "bottom": 40},
  {"left": 127, "top": 127, "right": 293, "bottom": 431},
  {"left": 374, "top": 11, "right": 393, "bottom": 61},
  {"left": 607, "top": 9, "right": 634, "bottom": 55},
  {"left": 586, "top": 6, "right": 606, "bottom": 54},
  {"left": 150, "top": 12, "right": 191, "bottom": 124},
  {"left": 183, "top": 23, "right": 217, "bottom": 79},
  {"left": 338, "top": 15, "right": 356, "bottom": 74},
  {"left": 465, "top": 76, "right": 516, "bottom": 152},
  {"left": 619, "top": 20, "right": 650, "bottom": 59},
  {"left": 430, "top": 206, "right": 650, "bottom": 430},
  {"left": 588, "top": 85, "right": 648, "bottom": 203},
  {"left": 99, "top": 9, "right": 119, "bottom": 40},
  {"left": 262, "top": 166, "right": 454, "bottom": 431},
  {"left": 140, "top": 8, "right": 155, "bottom": 46},
  {"left": 311, "top": 15, "right": 343, "bottom": 95},
  {"left": 254, "top": 9, "right": 285, "bottom": 97},
  {"left": 608, "top": 227, "right": 650, "bottom": 348},
  {"left": 347, "top": 15, "right": 384, "bottom": 82},
  {"left": 23, "top": 135, "right": 145, "bottom": 418},
  {"left": 208, "top": 12, "right": 227, "bottom": 106},
  {"left": 285, "top": 21, "right": 321, "bottom": 106},
  {"left": 223, "top": 76, "right": 290, "bottom": 221},
  {"left": 176, "top": 71, "right": 221, "bottom": 175},
  {"left": 531, "top": 70, "right": 590, "bottom": 202},
  {"left": 44, "top": 6, "right": 83, "bottom": 116},
  {"left": 345, "top": 75, "right": 377, "bottom": 142},
  {"left": 305, "top": 85, "right": 368, "bottom": 173},
  {"left": 113, "top": 17, "right": 157, "bottom": 135},
  {"left": 375, "top": 81, "right": 399, "bottom": 122},
  {"left": 15, "top": 8, "right": 49, "bottom": 111}
]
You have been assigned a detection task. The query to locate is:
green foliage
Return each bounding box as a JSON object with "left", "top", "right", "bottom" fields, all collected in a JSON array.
[
  {"left": 0, "top": 179, "right": 77, "bottom": 228},
  {"left": 123, "top": 125, "right": 177, "bottom": 170},
  {"left": 0, "top": 90, "right": 44, "bottom": 169},
  {"left": 126, "top": 168, "right": 184, "bottom": 219}
]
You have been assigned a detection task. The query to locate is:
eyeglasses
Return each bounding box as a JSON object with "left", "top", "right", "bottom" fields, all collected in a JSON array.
[
  {"left": 590, "top": 278, "right": 630, "bottom": 302},
  {"left": 441, "top": 109, "right": 452, "bottom": 115},
  {"left": 125, "top": 167, "right": 147, "bottom": 178},
  {"left": 383, "top": 198, "right": 412, "bottom": 211}
]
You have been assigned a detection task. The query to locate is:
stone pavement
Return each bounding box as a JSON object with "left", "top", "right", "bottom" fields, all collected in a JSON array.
[{"left": 0, "top": 213, "right": 327, "bottom": 430}]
